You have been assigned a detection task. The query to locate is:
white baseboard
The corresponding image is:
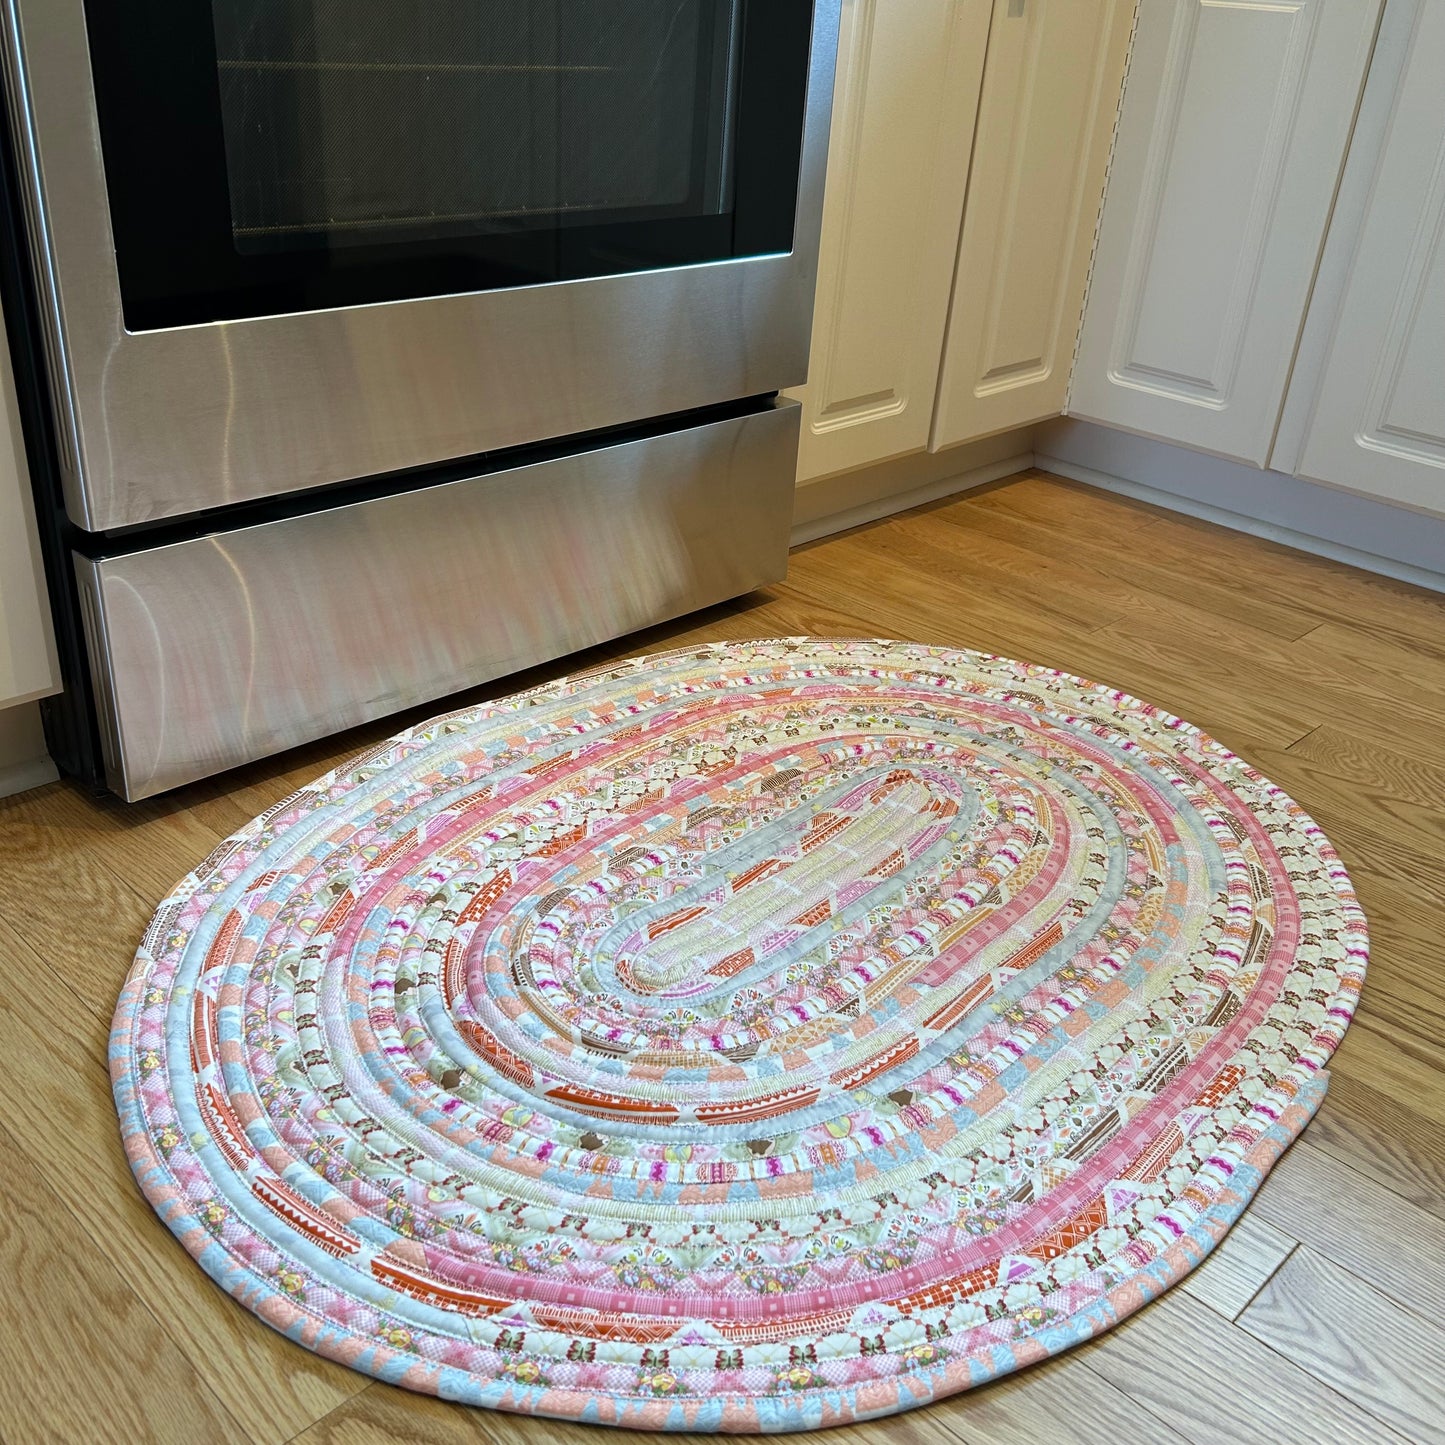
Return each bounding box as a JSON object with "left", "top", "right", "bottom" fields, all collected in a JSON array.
[
  {"left": 0, "top": 701, "right": 57, "bottom": 799},
  {"left": 1036, "top": 419, "right": 1445, "bottom": 596},
  {"left": 791, "top": 431, "right": 1034, "bottom": 546},
  {"left": 0, "top": 754, "right": 59, "bottom": 800}
]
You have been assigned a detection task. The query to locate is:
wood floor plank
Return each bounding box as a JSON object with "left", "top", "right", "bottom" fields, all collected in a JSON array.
[
  {"left": 1292, "top": 620, "right": 1445, "bottom": 708},
  {"left": 292, "top": 1380, "right": 965, "bottom": 1445},
  {"left": 1249, "top": 1140, "right": 1445, "bottom": 1327},
  {"left": 932, "top": 1350, "right": 1187, "bottom": 1445},
  {"left": 1351, "top": 1014, "right": 1445, "bottom": 1090},
  {"left": 1098, "top": 601, "right": 1445, "bottom": 758},
  {"left": 0, "top": 915, "right": 370, "bottom": 1444},
  {"left": 935, "top": 492, "right": 1323, "bottom": 641},
  {"left": 957, "top": 468, "right": 1445, "bottom": 658},
  {"left": 1179, "top": 1210, "right": 1298, "bottom": 1321},
  {"left": 1269, "top": 776, "right": 1445, "bottom": 892},
  {"left": 1306, "top": 1073, "right": 1445, "bottom": 1226},
  {"left": 1080, "top": 1286, "right": 1408, "bottom": 1444},
  {"left": 792, "top": 540, "right": 1315, "bottom": 754},
  {"left": 1023, "top": 473, "right": 1445, "bottom": 659},
  {"left": 1260, "top": 735, "right": 1445, "bottom": 862},
  {"left": 960, "top": 472, "right": 1167, "bottom": 543},
  {"left": 0, "top": 1119, "right": 246, "bottom": 1445},
  {"left": 1342, "top": 974, "right": 1445, "bottom": 1081},
  {"left": 1330, "top": 1020, "right": 1445, "bottom": 1132},
  {"left": 1056, "top": 628, "right": 1318, "bottom": 755},
  {"left": 730, "top": 583, "right": 887, "bottom": 644},
  {"left": 789, "top": 531, "right": 1119, "bottom": 665},
  {"left": 0, "top": 802, "right": 157, "bottom": 1024},
  {"left": 852, "top": 510, "right": 1135, "bottom": 633},
  {"left": 1, "top": 779, "right": 236, "bottom": 914},
  {"left": 1343, "top": 861, "right": 1445, "bottom": 986},
  {"left": 1239, "top": 1248, "right": 1445, "bottom": 1443},
  {"left": 3, "top": 469, "right": 1443, "bottom": 1442}
]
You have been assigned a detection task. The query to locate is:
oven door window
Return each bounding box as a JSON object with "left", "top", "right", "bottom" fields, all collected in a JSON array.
[{"left": 84, "top": 1, "right": 814, "bottom": 331}]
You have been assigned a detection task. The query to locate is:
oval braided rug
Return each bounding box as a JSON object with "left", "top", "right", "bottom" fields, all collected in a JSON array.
[{"left": 112, "top": 639, "right": 1365, "bottom": 1432}]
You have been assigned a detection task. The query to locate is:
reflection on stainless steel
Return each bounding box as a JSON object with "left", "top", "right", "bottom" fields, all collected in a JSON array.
[
  {"left": 214, "top": 60, "right": 615, "bottom": 73},
  {"left": 73, "top": 400, "right": 799, "bottom": 800},
  {"left": 232, "top": 199, "right": 647, "bottom": 237},
  {"left": 1, "top": 0, "right": 840, "bottom": 533}
]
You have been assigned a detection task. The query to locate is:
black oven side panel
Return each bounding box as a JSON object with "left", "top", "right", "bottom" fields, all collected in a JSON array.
[{"left": 0, "top": 64, "right": 107, "bottom": 791}]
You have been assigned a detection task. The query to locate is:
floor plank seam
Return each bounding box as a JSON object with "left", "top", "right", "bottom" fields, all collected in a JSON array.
[
  {"left": 1225, "top": 1238, "right": 1300, "bottom": 1323},
  {"left": 277, "top": 1385, "right": 368, "bottom": 1445},
  {"left": 1284, "top": 723, "right": 1325, "bottom": 754},
  {"left": 1302, "top": 1135, "right": 1445, "bottom": 1228},
  {"left": 1076, "top": 1357, "right": 1193, "bottom": 1443},
  {"left": 1282, "top": 1245, "right": 1445, "bottom": 1340},
  {"left": 1084, "top": 609, "right": 1136, "bottom": 638},
  {"left": 1279, "top": 719, "right": 1329, "bottom": 752},
  {"left": 1207, "top": 1315, "right": 1415, "bottom": 1445},
  {"left": 0, "top": 1113, "right": 255, "bottom": 1445},
  {"left": 0, "top": 916, "right": 125, "bottom": 1043},
  {"left": 1234, "top": 1248, "right": 1442, "bottom": 1444}
]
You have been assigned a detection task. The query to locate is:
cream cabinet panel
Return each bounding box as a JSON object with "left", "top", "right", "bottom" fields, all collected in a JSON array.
[
  {"left": 790, "top": 0, "right": 990, "bottom": 482},
  {"left": 0, "top": 313, "right": 59, "bottom": 708},
  {"left": 931, "top": 0, "right": 1134, "bottom": 450},
  {"left": 1067, "top": 0, "right": 1381, "bottom": 466},
  {"left": 1291, "top": 1, "right": 1445, "bottom": 517}
]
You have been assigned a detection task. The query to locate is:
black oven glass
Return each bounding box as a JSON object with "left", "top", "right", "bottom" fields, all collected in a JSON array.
[{"left": 83, "top": 1, "right": 814, "bottom": 331}]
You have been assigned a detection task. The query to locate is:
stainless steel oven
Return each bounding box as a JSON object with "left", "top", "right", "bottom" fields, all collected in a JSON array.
[{"left": 0, "top": 1, "right": 838, "bottom": 798}]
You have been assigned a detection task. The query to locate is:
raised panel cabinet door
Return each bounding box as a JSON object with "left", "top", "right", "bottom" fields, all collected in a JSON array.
[
  {"left": 789, "top": 0, "right": 991, "bottom": 483},
  {"left": 1067, "top": 0, "right": 1381, "bottom": 467},
  {"left": 1291, "top": 1, "right": 1445, "bottom": 518},
  {"left": 930, "top": 0, "right": 1135, "bottom": 451}
]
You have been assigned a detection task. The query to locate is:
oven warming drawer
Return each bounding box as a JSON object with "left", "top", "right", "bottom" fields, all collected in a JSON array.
[{"left": 73, "top": 400, "right": 799, "bottom": 800}]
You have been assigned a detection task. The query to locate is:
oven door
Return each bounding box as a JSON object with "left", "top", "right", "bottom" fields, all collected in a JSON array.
[{"left": 2, "top": 0, "right": 836, "bottom": 532}]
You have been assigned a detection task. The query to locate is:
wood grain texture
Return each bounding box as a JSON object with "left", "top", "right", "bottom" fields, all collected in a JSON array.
[
  {"left": 294, "top": 1380, "right": 966, "bottom": 1445},
  {"left": 0, "top": 1120, "right": 245, "bottom": 1444},
  {"left": 1250, "top": 1140, "right": 1445, "bottom": 1327},
  {"left": 2, "top": 469, "right": 1441, "bottom": 1443},
  {"left": 1079, "top": 1288, "right": 1409, "bottom": 1444},
  {"left": 1240, "top": 1248, "right": 1445, "bottom": 1443},
  {"left": 936, "top": 491, "right": 1323, "bottom": 640},
  {"left": 933, "top": 1349, "right": 1186, "bottom": 1445},
  {"left": 0, "top": 915, "right": 370, "bottom": 1444},
  {"left": 1269, "top": 729, "right": 1445, "bottom": 863},
  {"left": 1179, "top": 1211, "right": 1297, "bottom": 1322},
  {"left": 977, "top": 476, "right": 1445, "bottom": 665},
  {"left": 1330, "top": 1012, "right": 1445, "bottom": 1132},
  {"left": 1305, "top": 1072, "right": 1445, "bottom": 1226}
]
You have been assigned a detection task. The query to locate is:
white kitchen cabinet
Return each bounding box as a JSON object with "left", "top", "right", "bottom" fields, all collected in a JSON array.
[
  {"left": 0, "top": 311, "right": 59, "bottom": 709},
  {"left": 790, "top": 0, "right": 991, "bottom": 482},
  {"left": 1286, "top": 0, "right": 1445, "bottom": 518},
  {"left": 931, "top": 0, "right": 1135, "bottom": 451},
  {"left": 1067, "top": 0, "right": 1381, "bottom": 467}
]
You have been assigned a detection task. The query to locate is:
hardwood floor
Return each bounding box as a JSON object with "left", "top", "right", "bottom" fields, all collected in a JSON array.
[{"left": 3, "top": 469, "right": 1443, "bottom": 1445}]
